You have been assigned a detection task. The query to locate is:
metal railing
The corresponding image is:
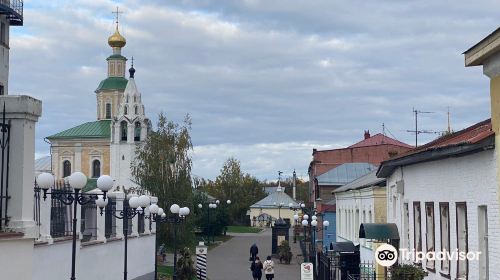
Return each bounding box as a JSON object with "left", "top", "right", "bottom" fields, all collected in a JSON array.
[
  {"left": 0, "top": 0, "right": 23, "bottom": 25},
  {"left": 138, "top": 212, "right": 145, "bottom": 234},
  {"left": 50, "top": 183, "right": 73, "bottom": 238}
]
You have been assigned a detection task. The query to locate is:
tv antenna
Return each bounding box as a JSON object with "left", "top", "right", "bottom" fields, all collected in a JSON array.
[{"left": 406, "top": 108, "right": 439, "bottom": 147}]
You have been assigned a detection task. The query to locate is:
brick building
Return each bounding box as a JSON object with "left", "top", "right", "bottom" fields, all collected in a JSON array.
[{"left": 308, "top": 131, "right": 412, "bottom": 205}]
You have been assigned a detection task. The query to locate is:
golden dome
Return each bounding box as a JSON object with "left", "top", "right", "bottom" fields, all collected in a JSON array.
[{"left": 108, "top": 28, "right": 126, "bottom": 48}]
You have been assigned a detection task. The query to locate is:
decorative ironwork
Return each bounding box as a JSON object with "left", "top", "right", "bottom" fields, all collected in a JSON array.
[
  {"left": 50, "top": 185, "right": 73, "bottom": 238},
  {"left": 0, "top": 0, "right": 23, "bottom": 26},
  {"left": 0, "top": 103, "right": 10, "bottom": 231}
]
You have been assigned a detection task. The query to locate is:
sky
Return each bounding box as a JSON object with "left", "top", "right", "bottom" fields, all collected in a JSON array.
[{"left": 9, "top": 0, "right": 499, "bottom": 180}]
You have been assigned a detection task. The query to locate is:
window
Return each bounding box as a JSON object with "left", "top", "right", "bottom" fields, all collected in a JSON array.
[
  {"left": 478, "top": 206, "right": 489, "bottom": 280},
  {"left": 456, "top": 202, "right": 468, "bottom": 279},
  {"left": 134, "top": 122, "right": 141, "bottom": 141},
  {"left": 134, "top": 105, "right": 138, "bottom": 115},
  {"left": 0, "top": 84, "right": 4, "bottom": 96},
  {"left": 124, "top": 105, "right": 128, "bottom": 115},
  {"left": 92, "top": 160, "right": 101, "bottom": 178},
  {"left": 404, "top": 203, "right": 410, "bottom": 250},
  {"left": 440, "top": 203, "right": 450, "bottom": 275},
  {"left": 63, "top": 160, "right": 71, "bottom": 178},
  {"left": 425, "top": 202, "right": 435, "bottom": 271},
  {"left": 126, "top": 95, "right": 129, "bottom": 103},
  {"left": 105, "top": 103, "right": 112, "bottom": 119},
  {"left": 413, "top": 202, "right": 422, "bottom": 256},
  {"left": 121, "top": 121, "right": 127, "bottom": 141},
  {"left": 133, "top": 95, "right": 137, "bottom": 102}
]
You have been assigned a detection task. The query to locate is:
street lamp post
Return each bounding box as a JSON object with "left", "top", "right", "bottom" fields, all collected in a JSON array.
[
  {"left": 34, "top": 172, "right": 112, "bottom": 280},
  {"left": 148, "top": 203, "right": 190, "bottom": 280},
  {"left": 300, "top": 212, "right": 329, "bottom": 280},
  {"left": 198, "top": 199, "right": 231, "bottom": 244},
  {"left": 97, "top": 194, "right": 151, "bottom": 280}
]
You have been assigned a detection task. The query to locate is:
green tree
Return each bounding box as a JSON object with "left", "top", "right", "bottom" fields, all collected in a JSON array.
[
  {"left": 176, "top": 247, "right": 196, "bottom": 280},
  {"left": 132, "top": 113, "right": 195, "bottom": 248}
]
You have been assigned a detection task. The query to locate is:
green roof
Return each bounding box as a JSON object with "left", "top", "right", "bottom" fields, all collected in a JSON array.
[
  {"left": 82, "top": 178, "right": 97, "bottom": 192},
  {"left": 95, "top": 77, "right": 128, "bottom": 92},
  {"left": 107, "top": 54, "right": 127, "bottom": 61},
  {"left": 47, "top": 120, "right": 111, "bottom": 140}
]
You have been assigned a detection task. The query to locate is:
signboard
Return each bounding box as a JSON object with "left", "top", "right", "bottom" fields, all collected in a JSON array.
[
  {"left": 277, "top": 235, "right": 285, "bottom": 246},
  {"left": 196, "top": 246, "right": 207, "bottom": 255},
  {"left": 301, "top": 262, "right": 313, "bottom": 280}
]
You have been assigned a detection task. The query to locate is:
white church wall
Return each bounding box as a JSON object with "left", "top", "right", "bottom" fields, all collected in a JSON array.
[{"left": 33, "top": 235, "right": 155, "bottom": 280}]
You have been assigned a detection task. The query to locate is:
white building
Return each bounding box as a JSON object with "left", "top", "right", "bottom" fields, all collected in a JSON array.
[
  {"left": 335, "top": 170, "right": 387, "bottom": 262},
  {"left": 378, "top": 119, "right": 499, "bottom": 280}
]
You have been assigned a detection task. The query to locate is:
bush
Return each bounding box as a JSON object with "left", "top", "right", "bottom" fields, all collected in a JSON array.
[
  {"left": 390, "top": 264, "right": 428, "bottom": 280},
  {"left": 278, "top": 240, "right": 293, "bottom": 264},
  {"left": 176, "top": 247, "right": 196, "bottom": 280}
]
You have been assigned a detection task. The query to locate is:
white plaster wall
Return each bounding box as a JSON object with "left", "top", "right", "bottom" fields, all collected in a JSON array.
[
  {"left": 0, "top": 15, "right": 10, "bottom": 94},
  {"left": 386, "top": 150, "right": 499, "bottom": 280},
  {"left": 33, "top": 235, "right": 155, "bottom": 280},
  {"left": 336, "top": 187, "right": 378, "bottom": 262},
  {"left": 0, "top": 238, "right": 34, "bottom": 280}
]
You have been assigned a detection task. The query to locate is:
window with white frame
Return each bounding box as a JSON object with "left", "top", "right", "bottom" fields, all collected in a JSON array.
[
  {"left": 413, "top": 202, "right": 422, "bottom": 256},
  {"left": 439, "top": 202, "right": 450, "bottom": 275},
  {"left": 425, "top": 202, "right": 435, "bottom": 271}
]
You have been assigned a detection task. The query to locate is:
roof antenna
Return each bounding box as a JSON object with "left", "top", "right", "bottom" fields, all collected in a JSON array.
[{"left": 447, "top": 106, "right": 452, "bottom": 134}]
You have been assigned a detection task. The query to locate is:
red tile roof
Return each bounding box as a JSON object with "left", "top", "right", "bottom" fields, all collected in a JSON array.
[
  {"left": 393, "top": 119, "right": 493, "bottom": 159},
  {"left": 348, "top": 133, "right": 413, "bottom": 148}
]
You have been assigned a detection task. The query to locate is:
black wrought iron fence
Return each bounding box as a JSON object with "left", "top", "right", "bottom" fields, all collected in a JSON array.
[
  {"left": 138, "top": 212, "right": 145, "bottom": 234},
  {"left": 318, "top": 251, "right": 340, "bottom": 280},
  {"left": 105, "top": 197, "right": 116, "bottom": 238},
  {"left": 80, "top": 200, "right": 97, "bottom": 242},
  {"left": 123, "top": 199, "right": 132, "bottom": 235},
  {"left": 0, "top": 103, "right": 10, "bottom": 231},
  {"left": 50, "top": 182, "right": 73, "bottom": 238}
]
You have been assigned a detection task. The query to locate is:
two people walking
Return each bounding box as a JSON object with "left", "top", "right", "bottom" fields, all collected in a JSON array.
[{"left": 249, "top": 244, "right": 275, "bottom": 280}]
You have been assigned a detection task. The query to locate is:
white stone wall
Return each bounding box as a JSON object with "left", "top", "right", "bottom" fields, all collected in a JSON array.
[
  {"left": 33, "top": 234, "right": 155, "bottom": 280},
  {"left": 0, "top": 15, "right": 10, "bottom": 95},
  {"left": 336, "top": 187, "right": 384, "bottom": 262},
  {"left": 386, "top": 149, "right": 499, "bottom": 280}
]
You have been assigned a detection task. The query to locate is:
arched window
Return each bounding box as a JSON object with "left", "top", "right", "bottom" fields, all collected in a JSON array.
[
  {"left": 92, "top": 160, "right": 101, "bottom": 178},
  {"left": 134, "top": 105, "right": 138, "bottom": 115},
  {"left": 105, "top": 103, "right": 112, "bottom": 119},
  {"left": 124, "top": 105, "right": 128, "bottom": 115},
  {"left": 126, "top": 95, "right": 129, "bottom": 103},
  {"left": 63, "top": 160, "right": 71, "bottom": 178},
  {"left": 121, "top": 121, "right": 128, "bottom": 141},
  {"left": 133, "top": 95, "right": 137, "bottom": 102},
  {"left": 134, "top": 122, "right": 141, "bottom": 141}
]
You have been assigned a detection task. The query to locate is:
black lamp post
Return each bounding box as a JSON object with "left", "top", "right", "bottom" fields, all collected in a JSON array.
[
  {"left": 198, "top": 199, "right": 231, "bottom": 244},
  {"left": 147, "top": 203, "right": 190, "bottom": 280},
  {"left": 98, "top": 194, "right": 152, "bottom": 280},
  {"left": 34, "top": 172, "right": 112, "bottom": 280}
]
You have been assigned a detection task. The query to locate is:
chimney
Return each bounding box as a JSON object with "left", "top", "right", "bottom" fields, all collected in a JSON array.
[{"left": 364, "top": 130, "right": 370, "bottom": 139}]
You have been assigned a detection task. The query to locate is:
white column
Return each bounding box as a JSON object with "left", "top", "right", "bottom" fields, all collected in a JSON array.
[
  {"left": 74, "top": 144, "right": 82, "bottom": 173},
  {"left": 38, "top": 197, "right": 53, "bottom": 244},
  {"left": 96, "top": 195, "right": 106, "bottom": 242},
  {"left": 131, "top": 213, "right": 139, "bottom": 237},
  {"left": 0, "top": 95, "right": 42, "bottom": 237},
  {"left": 115, "top": 192, "right": 125, "bottom": 239}
]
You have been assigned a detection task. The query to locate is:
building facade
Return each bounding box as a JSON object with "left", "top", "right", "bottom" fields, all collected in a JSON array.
[{"left": 378, "top": 120, "right": 499, "bottom": 280}]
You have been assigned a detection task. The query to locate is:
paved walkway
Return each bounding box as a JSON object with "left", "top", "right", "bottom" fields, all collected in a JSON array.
[{"left": 207, "top": 228, "right": 302, "bottom": 280}]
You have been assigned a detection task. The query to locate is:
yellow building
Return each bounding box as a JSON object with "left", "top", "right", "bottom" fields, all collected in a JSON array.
[{"left": 249, "top": 186, "right": 301, "bottom": 227}]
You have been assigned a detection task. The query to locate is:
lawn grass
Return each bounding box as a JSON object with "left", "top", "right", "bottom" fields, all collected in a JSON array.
[
  {"left": 226, "top": 225, "right": 262, "bottom": 233},
  {"left": 157, "top": 265, "right": 174, "bottom": 277}
]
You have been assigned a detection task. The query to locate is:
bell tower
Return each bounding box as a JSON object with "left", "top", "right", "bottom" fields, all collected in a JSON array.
[{"left": 95, "top": 7, "right": 128, "bottom": 120}]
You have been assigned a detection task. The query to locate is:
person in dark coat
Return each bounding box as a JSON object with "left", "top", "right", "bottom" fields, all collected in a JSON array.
[
  {"left": 250, "top": 243, "right": 259, "bottom": 261},
  {"left": 250, "top": 256, "right": 263, "bottom": 280}
]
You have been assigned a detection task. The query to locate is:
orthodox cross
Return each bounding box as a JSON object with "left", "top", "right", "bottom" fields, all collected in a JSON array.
[
  {"left": 131, "top": 56, "right": 134, "bottom": 67},
  {"left": 112, "top": 6, "right": 123, "bottom": 27}
]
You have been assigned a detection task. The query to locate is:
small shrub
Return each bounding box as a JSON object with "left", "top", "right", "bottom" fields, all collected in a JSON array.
[
  {"left": 278, "top": 240, "right": 293, "bottom": 264},
  {"left": 177, "top": 247, "right": 196, "bottom": 280},
  {"left": 390, "top": 264, "right": 428, "bottom": 280}
]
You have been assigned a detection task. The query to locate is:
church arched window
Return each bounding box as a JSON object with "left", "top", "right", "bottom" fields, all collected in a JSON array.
[
  {"left": 105, "top": 103, "right": 112, "bottom": 119},
  {"left": 124, "top": 105, "right": 128, "bottom": 115},
  {"left": 126, "top": 95, "right": 129, "bottom": 103},
  {"left": 92, "top": 160, "right": 101, "bottom": 178},
  {"left": 121, "top": 121, "right": 128, "bottom": 141},
  {"left": 134, "top": 105, "right": 138, "bottom": 115},
  {"left": 63, "top": 160, "right": 71, "bottom": 178},
  {"left": 133, "top": 95, "right": 136, "bottom": 102},
  {"left": 134, "top": 122, "right": 141, "bottom": 142}
]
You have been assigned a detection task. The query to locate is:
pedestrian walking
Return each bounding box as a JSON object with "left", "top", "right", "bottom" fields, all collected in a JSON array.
[
  {"left": 263, "top": 256, "right": 275, "bottom": 280},
  {"left": 250, "top": 256, "right": 263, "bottom": 280},
  {"left": 250, "top": 243, "right": 259, "bottom": 261}
]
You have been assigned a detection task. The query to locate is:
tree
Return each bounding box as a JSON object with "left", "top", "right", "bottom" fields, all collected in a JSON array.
[
  {"left": 200, "top": 158, "right": 266, "bottom": 225},
  {"left": 132, "top": 113, "right": 195, "bottom": 248},
  {"left": 176, "top": 247, "right": 196, "bottom": 280}
]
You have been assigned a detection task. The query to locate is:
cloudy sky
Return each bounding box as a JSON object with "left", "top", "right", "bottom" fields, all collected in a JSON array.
[{"left": 10, "top": 0, "right": 498, "bottom": 180}]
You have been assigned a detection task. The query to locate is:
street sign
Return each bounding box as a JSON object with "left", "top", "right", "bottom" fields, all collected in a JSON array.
[
  {"left": 196, "top": 246, "right": 207, "bottom": 255},
  {"left": 301, "top": 262, "right": 313, "bottom": 280}
]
